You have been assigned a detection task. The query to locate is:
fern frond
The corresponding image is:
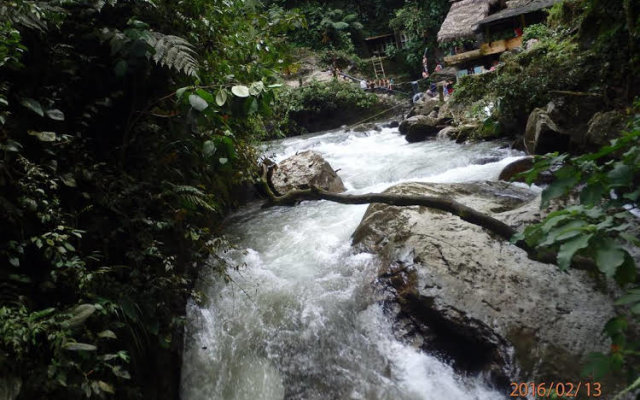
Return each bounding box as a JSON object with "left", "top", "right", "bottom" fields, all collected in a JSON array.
[
  {"left": 145, "top": 32, "right": 199, "bottom": 77},
  {"left": 170, "top": 185, "right": 216, "bottom": 212},
  {"left": 0, "top": 1, "right": 65, "bottom": 32}
]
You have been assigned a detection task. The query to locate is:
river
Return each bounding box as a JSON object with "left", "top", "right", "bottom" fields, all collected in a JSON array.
[{"left": 181, "top": 125, "right": 525, "bottom": 400}]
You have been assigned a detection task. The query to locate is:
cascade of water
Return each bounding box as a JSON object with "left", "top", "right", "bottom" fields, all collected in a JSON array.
[{"left": 181, "top": 126, "right": 525, "bottom": 400}]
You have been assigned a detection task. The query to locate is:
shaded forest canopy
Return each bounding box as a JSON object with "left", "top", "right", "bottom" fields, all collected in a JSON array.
[{"left": 0, "top": 0, "right": 639, "bottom": 398}]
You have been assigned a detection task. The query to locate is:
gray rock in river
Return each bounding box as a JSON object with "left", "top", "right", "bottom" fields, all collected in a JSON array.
[
  {"left": 352, "top": 181, "right": 614, "bottom": 387},
  {"left": 523, "top": 107, "right": 569, "bottom": 154},
  {"left": 271, "top": 150, "right": 346, "bottom": 195},
  {"left": 585, "top": 110, "right": 626, "bottom": 150},
  {"left": 398, "top": 115, "right": 445, "bottom": 143}
]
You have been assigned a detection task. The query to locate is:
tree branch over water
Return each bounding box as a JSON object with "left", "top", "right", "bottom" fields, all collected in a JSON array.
[
  {"left": 261, "top": 164, "right": 516, "bottom": 240},
  {"left": 259, "top": 164, "right": 581, "bottom": 268}
]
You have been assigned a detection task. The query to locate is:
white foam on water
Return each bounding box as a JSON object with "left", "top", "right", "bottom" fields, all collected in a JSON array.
[{"left": 182, "top": 125, "right": 525, "bottom": 400}]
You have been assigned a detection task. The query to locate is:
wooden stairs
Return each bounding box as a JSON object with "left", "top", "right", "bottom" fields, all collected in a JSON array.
[{"left": 371, "top": 56, "right": 386, "bottom": 80}]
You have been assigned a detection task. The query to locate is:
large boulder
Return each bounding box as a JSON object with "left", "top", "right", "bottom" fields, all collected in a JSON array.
[
  {"left": 351, "top": 122, "right": 381, "bottom": 133},
  {"left": 406, "top": 98, "right": 441, "bottom": 119},
  {"left": 398, "top": 115, "right": 445, "bottom": 143},
  {"left": 270, "top": 150, "right": 346, "bottom": 194},
  {"left": 523, "top": 107, "right": 569, "bottom": 154},
  {"left": 352, "top": 182, "right": 615, "bottom": 388},
  {"left": 498, "top": 156, "right": 534, "bottom": 182},
  {"left": 585, "top": 110, "right": 626, "bottom": 150}
]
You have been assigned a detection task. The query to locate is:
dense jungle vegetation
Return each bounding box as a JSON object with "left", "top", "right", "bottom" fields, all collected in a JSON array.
[
  {"left": 0, "top": 0, "right": 304, "bottom": 398},
  {"left": 1, "top": 0, "right": 640, "bottom": 398}
]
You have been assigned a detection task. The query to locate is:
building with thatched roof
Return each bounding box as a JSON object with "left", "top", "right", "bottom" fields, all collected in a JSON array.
[
  {"left": 437, "top": 0, "right": 503, "bottom": 43},
  {"left": 438, "top": 0, "right": 561, "bottom": 69},
  {"left": 477, "top": 0, "right": 561, "bottom": 31}
]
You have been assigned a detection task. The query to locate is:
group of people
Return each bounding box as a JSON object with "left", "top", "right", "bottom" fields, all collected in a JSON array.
[
  {"left": 359, "top": 78, "right": 394, "bottom": 91},
  {"left": 425, "top": 80, "right": 454, "bottom": 98}
]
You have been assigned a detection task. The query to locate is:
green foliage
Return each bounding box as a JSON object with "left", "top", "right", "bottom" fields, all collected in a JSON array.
[
  {"left": 452, "top": 0, "right": 639, "bottom": 136},
  {"left": 514, "top": 104, "right": 640, "bottom": 392},
  {"left": 452, "top": 32, "right": 588, "bottom": 130},
  {"left": 288, "top": 79, "right": 378, "bottom": 113},
  {"left": 281, "top": 3, "right": 362, "bottom": 52},
  {"left": 271, "top": 79, "right": 380, "bottom": 136},
  {"left": 522, "top": 23, "right": 552, "bottom": 42},
  {"left": 388, "top": 0, "right": 449, "bottom": 70},
  {"left": 318, "top": 48, "right": 364, "bottom": 72},
  {"left": 0, "top": 0, "right": 300, "bottom": 398}
]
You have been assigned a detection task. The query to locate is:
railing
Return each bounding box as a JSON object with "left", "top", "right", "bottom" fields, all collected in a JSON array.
[{"left": 443, "top": 36, "right": 524, "bottom": 65}]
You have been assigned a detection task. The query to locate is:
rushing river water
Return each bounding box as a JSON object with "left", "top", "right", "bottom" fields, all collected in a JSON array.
[{"left": 181, "top": 125, "right": 525, "bottom": 400}]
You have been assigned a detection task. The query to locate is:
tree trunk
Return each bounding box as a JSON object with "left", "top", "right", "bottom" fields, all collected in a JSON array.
[
  {"left": 258, "top": 164, "right": 584, "bottom": 269},
  {"left": 261, "top": 164, "right": 520, "bottom": 244}
]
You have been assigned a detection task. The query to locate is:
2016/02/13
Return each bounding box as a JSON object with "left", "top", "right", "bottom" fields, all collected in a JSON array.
[{"left": 509, "top": 382, "right": 602, "bottom": 398}]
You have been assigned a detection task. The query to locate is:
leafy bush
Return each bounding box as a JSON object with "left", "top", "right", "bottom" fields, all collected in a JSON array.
[
  {"left": 515, "top": 103, "right": 640, "bottom": 393},
  {"left": 452, "top": 33, "right": 591, "bottom": 132},
  {"left": 272, "top": 79, "right": 380, "bottom": 135},
  {"left": 451, "top": 0, "right": 639, "bottom": 137},
  {"left": 522, "top": 23, "right": 552, "bottom": 42},
  {"left": 0, "top": 0, "right": 300, "bottom": 398},
  {"left": 388, "top": 0, "right": 449, "bottom": 71}
]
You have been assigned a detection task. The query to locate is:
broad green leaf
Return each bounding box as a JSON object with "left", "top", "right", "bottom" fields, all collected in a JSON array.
[
  {"left": 110, "top": 365, "right": 131, "bottom": 379},
  {"left": 0, "top": 140, "right": 22, "bottom": 153},
  {"left": 246, "top": 97, "right": 258, "bottom": 114},
  {"left": 620, "top": 233, "right": 640, "bottom": 246},
  {"left": 20, "top": 98, "right": 44, "bottom": 117},
  {"left": 580, "top": 183, "right": 604, "bottom": 205},
  {"left": 63, "top": 342, "right": 97, "bottom": 351},
  {"left": 9, "top": 257, "right": 19, "bottom": 267},
  {"left": 607, "top": 163, "right": 633, "bottom": 186},
  {"left": 202, "top": 140, "right": 216, "bottom": 156},
  {"left": 595, "top": 239, "right": 626, "bottom": 277},
  {"left": 30, "top": 307, "right": 55, "bottom": 320},
  {"left": 196, "top": 89, "right": 214, "bottom": 104},
  {"left": 98, "top": 330, "right": 117, "bottom": 339},
  {"left": 510, "top": 230, "right": 524, "bottom": 244},
  {"left": 65, "top": 304, "right": 96, "bottom": 327},
  {"left": 581, "top": 352, "right": 610, "bottom": 379},
  {"left": 231, "top": 85, "right": 250, "bottom": 97},
  {"left": 61, "top": 173, "right": 77, "bottom": 187},
  {"left": 604, "top": 317, "right": 627, "bottom": 336},
  {"left": 215, "top": 89, "right": 228, "bottom": 106},
  {"left": 615, "top": 288, "right": 640, "bottom": 306},
  {"left": 541, "top": 172, "right": 580, "bottom": 206},
  {"left": 557, "top": 233, "right": 593, "bottom": 270},
  {"left": 28, "top": 130, "right": 57, "bottom": 142},
  {"left": 176, "top": 87, "right": 190, "bottom": 99},
  {"left": 623, "top": 189, "right": 640, "bottom": 201},
  {"left": 119, "top": 299, "right": 138, "bottom": 321},
  {"left": 249, "top": 81, "right": 264, "bottom": 96},
  {"left": 595, "top": 216, "right": 614, "bottom": 230},
  {"left": 98, "top": 381, "right": 115, "bottom": 394},
  {"left": 114, "top": 60, "right": 128, "bottom": 77},
  {"left": 583, "top": 206, "right": 605, "bottom": 219},
  {"left": 188, "top": 94, "right": 208, "bottom": 111},
  {"left": 540, "top": 213, "right": 571, "bottom": 233},
  {"left": 46, "top": 109, "right": 65, "bottom": 121},
  {"left": 614, "top": 254, "right": 637, "bottom": 286},
  {"left": 539, "top": 220, "right": 586, "bottom": 246}
]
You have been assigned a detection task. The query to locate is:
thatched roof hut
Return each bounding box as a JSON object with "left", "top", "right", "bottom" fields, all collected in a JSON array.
[
  {"left": 478, "top": 0, "right": 561, "bottom": 26},
  {"left": 437, "top": 0, "right": 502, "bottom": 42}
]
